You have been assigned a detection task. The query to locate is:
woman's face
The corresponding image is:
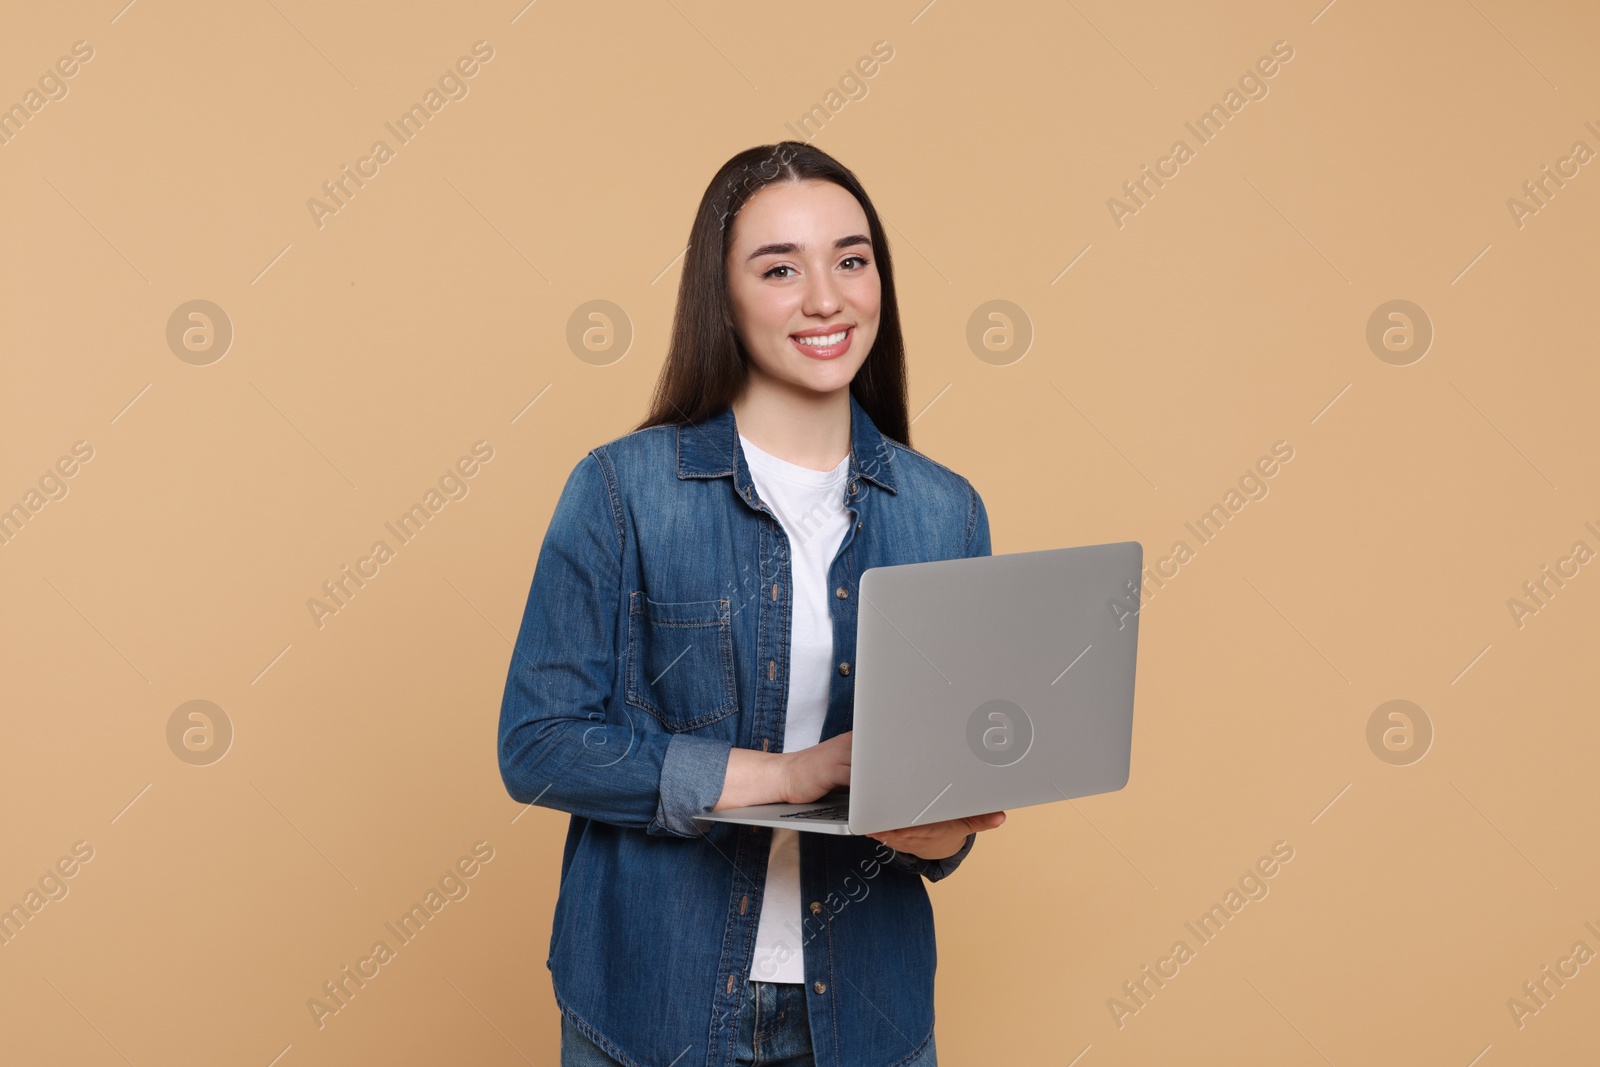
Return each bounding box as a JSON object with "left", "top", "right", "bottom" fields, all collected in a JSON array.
[{"left": 724, "top": 179, "right": 881, "bottom": 401}]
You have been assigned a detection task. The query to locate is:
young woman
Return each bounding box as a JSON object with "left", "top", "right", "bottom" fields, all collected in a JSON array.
[{"left": 498, "top": 141, "right": 1006, "bottom": 1067}]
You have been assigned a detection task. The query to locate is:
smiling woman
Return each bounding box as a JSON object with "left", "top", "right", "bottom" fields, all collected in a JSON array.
[
  {"left": 721, "top": 179, "right": 884, "bottom": 468},
  {"left": 499, "top": 141, "right": 1000, "bottom": 1067}
]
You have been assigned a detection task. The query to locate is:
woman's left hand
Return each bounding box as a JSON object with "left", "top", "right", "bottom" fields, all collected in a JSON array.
[{"left": 866, "top": 811, "right": 1006, "bottom": 861}]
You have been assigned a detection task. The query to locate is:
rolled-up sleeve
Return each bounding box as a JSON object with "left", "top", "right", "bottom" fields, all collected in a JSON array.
[
  {"left": 497, "top": 449, "right": 732, "bottom": 837},
  {"left": 654, "top": 733, "right": 733, "bottom": 837},
  {"left": 888, "top": 831, "right": 976, "bottom": 881}
]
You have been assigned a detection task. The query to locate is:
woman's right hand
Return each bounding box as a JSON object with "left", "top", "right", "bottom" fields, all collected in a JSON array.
[{"left": 778, "top": 730, "right": 853, "bottom": 804}]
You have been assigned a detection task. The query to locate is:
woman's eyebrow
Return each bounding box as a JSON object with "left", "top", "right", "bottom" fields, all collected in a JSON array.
[{"left": 746, "top": 234, "right": 872, "bottom": 261}]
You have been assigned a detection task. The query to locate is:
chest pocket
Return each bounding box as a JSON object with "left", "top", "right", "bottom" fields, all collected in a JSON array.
[{"left": 625, "top": 592, "right": 739, "bottom": 732}]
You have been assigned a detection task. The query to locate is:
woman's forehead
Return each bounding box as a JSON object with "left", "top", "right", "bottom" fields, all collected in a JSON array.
[{"left": 732, "top": 181, "right": 868, "bottom": 251}]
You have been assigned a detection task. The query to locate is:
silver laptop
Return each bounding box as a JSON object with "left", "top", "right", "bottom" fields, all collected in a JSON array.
[{"left": 694, "top": 541, "right": 1143, "bottom": 836}]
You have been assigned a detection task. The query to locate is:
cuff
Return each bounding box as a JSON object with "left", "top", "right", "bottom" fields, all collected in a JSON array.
[
  {"left": 889, "top": 831, "right": 976, "bottom": 882},
  {"left": 651, "top": 733, "right": 734, "bottom": 837}
]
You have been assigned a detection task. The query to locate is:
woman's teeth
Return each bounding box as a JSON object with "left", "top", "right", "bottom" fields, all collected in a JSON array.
[{"left": 795, "top": 330, "right": 847, "bottom": 347}]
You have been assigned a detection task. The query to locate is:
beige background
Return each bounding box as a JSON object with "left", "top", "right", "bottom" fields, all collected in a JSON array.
[{"left": 2, "top": 1, "right": 1597, "bottom": 1063}]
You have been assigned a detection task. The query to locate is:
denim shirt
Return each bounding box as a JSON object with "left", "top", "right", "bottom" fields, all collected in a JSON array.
[{"left": 498, "top": 392, "right": 992, "bottom": 1067}]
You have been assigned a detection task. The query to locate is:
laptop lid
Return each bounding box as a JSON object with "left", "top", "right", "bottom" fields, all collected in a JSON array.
[{"left": 846, "top": 541, "right": 1142, "bottom": 835}]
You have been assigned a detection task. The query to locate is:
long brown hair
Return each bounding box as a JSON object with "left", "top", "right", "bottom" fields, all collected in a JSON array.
[{"left": 631, "top": 141, "right": 911, "bottom": 447}]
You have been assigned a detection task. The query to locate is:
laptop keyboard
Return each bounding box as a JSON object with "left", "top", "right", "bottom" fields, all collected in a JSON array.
[{"left": 780, "top": 803, "right": 849, "bottom": 821}]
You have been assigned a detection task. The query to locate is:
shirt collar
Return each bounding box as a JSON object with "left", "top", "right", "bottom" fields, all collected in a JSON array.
[{"left": 676, "top": 390, "right": 898, "bottom": 495}]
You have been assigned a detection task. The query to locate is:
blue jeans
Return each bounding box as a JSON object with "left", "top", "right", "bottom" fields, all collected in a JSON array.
[{"left": 560, "top": 980, "right": 939, "bottom": 1066}]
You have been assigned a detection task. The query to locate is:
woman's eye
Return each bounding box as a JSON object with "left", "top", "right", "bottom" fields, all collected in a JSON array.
[{"left": 763, "top": 256, "right": 869, "bottom": 280}]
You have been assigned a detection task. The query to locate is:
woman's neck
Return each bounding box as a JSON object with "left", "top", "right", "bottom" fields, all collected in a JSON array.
[{"left": 730, "top": 383, "right": 852, "bottom": 473}]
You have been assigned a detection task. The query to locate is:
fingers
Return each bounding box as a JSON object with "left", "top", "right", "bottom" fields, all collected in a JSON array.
[{"left": 871, "top": 811, "right": 1007, "bottom": 843}]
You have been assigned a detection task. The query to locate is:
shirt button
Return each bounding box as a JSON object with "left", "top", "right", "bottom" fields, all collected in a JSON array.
[
  {"left": 834, "top": 586, "right": 849, "bottom": 600},
  {"left": 813, "top": 981, "right": 827, "bottom": 994},
  {"left": 856, "top": 520, "right": 862, "bottom": 530},
  {"left": 848, "top": 481, "right": 858, "bottom": 494},
  {"left": 838, "top": 662, "right": 851, "bottom": 676},
  {"left": 809, "top": 901, "right": 823, "bottom": 915}
]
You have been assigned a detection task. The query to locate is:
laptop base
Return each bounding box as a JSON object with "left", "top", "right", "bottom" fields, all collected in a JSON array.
[{"left": 693, "top": 791, "right": 856, "bottom": 835}]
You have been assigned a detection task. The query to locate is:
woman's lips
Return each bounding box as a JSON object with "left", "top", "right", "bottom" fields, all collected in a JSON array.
[{"left": 790, "top": 326, "right": 852, "bottom": 360}]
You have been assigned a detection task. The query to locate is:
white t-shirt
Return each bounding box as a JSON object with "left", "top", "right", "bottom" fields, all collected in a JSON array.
[{"left": 739, "top": 432, "right": 852, "bottom": 984}]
